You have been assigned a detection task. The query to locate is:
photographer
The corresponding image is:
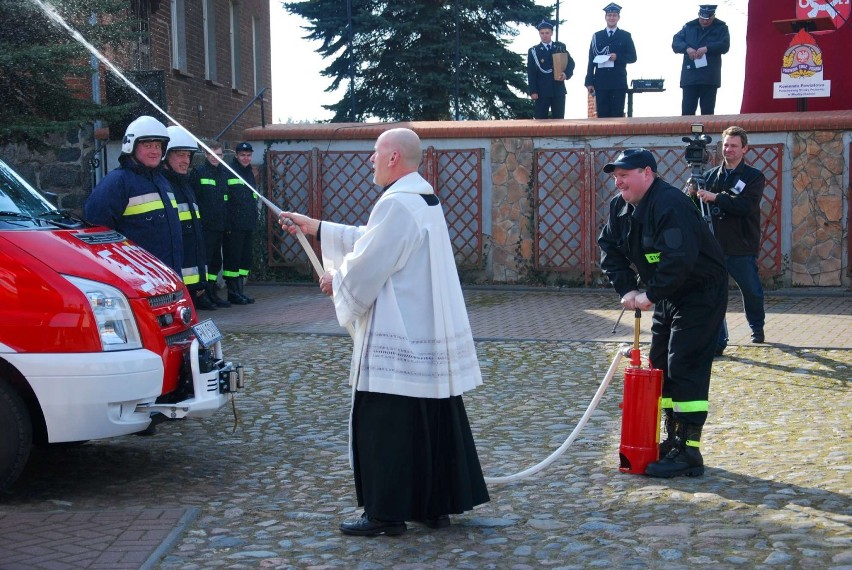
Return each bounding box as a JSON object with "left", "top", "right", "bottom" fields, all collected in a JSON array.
[
  {"left": 693, "top": 126, "right": 766, "bottom": 355},
  {"left": 599, "top": 149, "right": 727, "bottom": 478}
]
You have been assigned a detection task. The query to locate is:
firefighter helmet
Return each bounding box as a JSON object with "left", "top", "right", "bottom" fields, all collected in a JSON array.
[
  {"left": 121, "top": 115, "right": 169, "bottom": 155},
  {"left": 165, "top": 126, "right": 198, "bottom": 154}
]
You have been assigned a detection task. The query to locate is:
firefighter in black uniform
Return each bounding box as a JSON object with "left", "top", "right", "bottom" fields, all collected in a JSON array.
[
  {"left": 527, "top": 19, "right": 574, "bottom": 119},
  {"left": 162, "top": 126, "right": 216, "bottom": 311},
  {"left": 190, "top": 140, "right": 231, "bottom": 308},
  {"left": 598, "top": 148, "right": 727, "bottom": 478},
  {"left": 584, "top": 3, "right": 637, "bottom": 118},
  {"left": 222, "top": 142, "right": 258, "bottom": 305}
]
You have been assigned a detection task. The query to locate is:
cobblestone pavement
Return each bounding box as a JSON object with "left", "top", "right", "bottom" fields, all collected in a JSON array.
[{"left": 0, "top": 286, "right": 850, "bottom": 570}]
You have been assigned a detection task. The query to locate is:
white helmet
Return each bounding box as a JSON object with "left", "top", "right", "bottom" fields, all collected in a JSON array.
[
  {"left": 165, "top": 126, "right": 198, "bottom": 154},
  {"left": 121, "top": 115, "right": 169, "bottom": 155}
]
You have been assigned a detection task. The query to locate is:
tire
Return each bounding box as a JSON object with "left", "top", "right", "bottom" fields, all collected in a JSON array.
[{"left": 0, "top": 382, "right": 32, "bottom": 493}]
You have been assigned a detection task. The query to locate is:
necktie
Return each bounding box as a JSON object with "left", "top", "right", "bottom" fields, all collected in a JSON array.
[
  {"left": 545, "top": 44, "right": 550, "bottom": 50},
  {"left": 608, "top": 30, "right": 614, "bottom": 37}
]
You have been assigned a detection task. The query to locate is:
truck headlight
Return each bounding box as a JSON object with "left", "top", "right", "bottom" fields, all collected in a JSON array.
[{"left": 63, "top": 275, "right": 143, "bottom": 351}]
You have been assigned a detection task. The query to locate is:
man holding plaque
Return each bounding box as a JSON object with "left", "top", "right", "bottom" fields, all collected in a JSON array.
[
  {"left": 584, "top": 3, "right": 637, "bottom": 118},
  {"left": 527, "top": 19, "right": 575, "bottom": 119}
]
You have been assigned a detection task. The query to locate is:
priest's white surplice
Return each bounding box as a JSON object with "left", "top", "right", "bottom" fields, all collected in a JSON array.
[{"left": 320, "top": 172, "right": 482, "bottom": 399}]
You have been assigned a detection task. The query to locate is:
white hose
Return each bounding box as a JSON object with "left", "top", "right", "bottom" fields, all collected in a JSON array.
[{"left": 483, "top": 346, "right": 628, "bottom": 485}]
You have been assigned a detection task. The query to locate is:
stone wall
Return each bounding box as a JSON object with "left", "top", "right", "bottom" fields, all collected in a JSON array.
[
  {"left": 790, "top": 131, "right": 846, "bottom": 286},
  {"left": 490, "top": 137, "right": 534, "bottom": 282},
  {"left": 0, "top": 126, "right": 96, "bottom": 214}
]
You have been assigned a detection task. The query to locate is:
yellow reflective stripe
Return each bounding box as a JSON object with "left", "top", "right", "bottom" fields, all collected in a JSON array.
[
  {"left": 206, "top": 273, "right": 219, "bottom": 281},
  {"left": 168, "top": 193, "right": 178, "bottom": 209},
  {"left": 224, "top": 195, "right": 229, "bottom": 201},
  {"left": 227, "top": 178, "right": 244, "bottom": 185},
  {"left": 178, "top": 211, "right": 192, "bottom": 221},
  {"left": 176, "top": 203, "right": 201, "bottom": 221},
  {"left": 238, "top": 269, "right": 249, "bottom": 276},
  {"left": 645, "top": 252, "right": 661, "bottom": 263},
  {"left": 672, "top": 400, "right": 709, "bottom": 413},
  {"left": 685, "top": 439, "right": 701, "bottom": 448},
  {"left": 198, "top": 178, "right": 215, "bottom": 186},
  {"left": 222, "top": 270, "right": 240, "bottom": 277},
  {"left": 661, "top": 398, "right": 673, "bottom": 410},
  {"left": 124, "top": 192, "right": 165, "bottom": 216},
  {"left": 182, "top": 266, "right": 200, "bottom": 285}
]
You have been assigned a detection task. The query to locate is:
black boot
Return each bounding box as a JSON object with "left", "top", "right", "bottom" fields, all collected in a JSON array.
[
  {"left": 239, "top": 276, "right": 255, "bottom": 304},
  {"left": 659, "top": 409, "right": 677, "bottom": 458},
  {"left": 226, "top": 277, "right": 249, "bottom": 305},
  {"left": 194, "top": 289, "right": 218, "bottom": 311},
  {"left": 207, "top": 282, "right": 230, "bottom": 308},
  {"left": 645, "top": 423, "right": 704, "bottom": 478}
]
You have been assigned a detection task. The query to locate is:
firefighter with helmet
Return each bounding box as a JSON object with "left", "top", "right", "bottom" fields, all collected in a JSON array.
[
  {"left": 162, "top": 126, "right": 217, "bottom": 311},
  {"left": 84, "top": 115, "right": 183, "bottom": 276}
]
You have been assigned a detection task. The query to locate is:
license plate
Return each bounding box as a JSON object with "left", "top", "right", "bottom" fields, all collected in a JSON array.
[{"left": 192, "top": 319, "right": 223, "bottom": 348}]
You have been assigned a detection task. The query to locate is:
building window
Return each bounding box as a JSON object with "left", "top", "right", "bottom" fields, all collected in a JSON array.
[
  {"left": 230, "top": 1, "right": 241, "bottom": 90},
  {"left": 252, "top": 16, "right": 262, "bottom": 95},
  {"left": 170, "top": 0, "right": 187, "bottom": 73},
  {"left": 202, "top": 0, "right": 217, "bottom": 81}
]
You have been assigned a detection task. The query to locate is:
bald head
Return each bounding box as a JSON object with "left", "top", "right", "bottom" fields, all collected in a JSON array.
[{"left": 371, "top": 128, "right": 423, "bottom": 186}]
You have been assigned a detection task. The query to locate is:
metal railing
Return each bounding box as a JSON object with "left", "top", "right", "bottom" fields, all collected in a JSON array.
[{"left": 215, "top": 87, "right": 267, "bottom": 141}]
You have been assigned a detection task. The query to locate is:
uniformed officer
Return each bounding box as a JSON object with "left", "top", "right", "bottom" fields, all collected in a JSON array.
[
  {"left": 222, "top": 142, "right": 258, "bottom": 305},
  {"left": 190, "top": 140, "right": 231, "bottom": 308},
  {"left": 527, "top": 19, "right": 575, "bottom": 119},
  {"left": 598, "top": 148, "right": 728, "bottom": 478},
  {"left": 584, "top": 3, "right": 637, "bottom": 118},
  {"left": 84, "top": 115, "right": 183, "bottom": 276},
  {"left": 162, "top": 126, "right": 215, "bottom": 311},
  {"left": 672, "top": 4, "right": 731, "bottom": 115}
]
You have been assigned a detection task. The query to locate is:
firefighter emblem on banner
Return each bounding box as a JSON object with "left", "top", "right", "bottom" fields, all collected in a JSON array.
[
  {"left": 773, "top": 28, "right": 831, "bottom": 99},
  {"left": 797, "top": 0, "right": 852, "bottom": 32}
]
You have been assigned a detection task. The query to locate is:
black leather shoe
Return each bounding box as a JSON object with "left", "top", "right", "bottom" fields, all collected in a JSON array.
[
  {"left": 339, "top": 513, "right": 406, "bottom": 537},
  {"left": 751, "top": 329, "right": 765, "bottom": 343},
  {"left": 414, "top": 515, "right": 451, "bottom": 529}
]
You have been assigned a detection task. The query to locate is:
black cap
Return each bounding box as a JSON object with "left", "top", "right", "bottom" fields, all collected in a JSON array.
[
  {"left": 536, "top": 19, "right": 554, "bottom": 30},
  {"left": 603, "top": 149, "right": 657, "bottom": 173},
  {"left": 698, "top": 4, "right": 717, "bottom": 18},
  {"left": 235, "top": 142, "right": 253, "bottom": 153},
  {"left": 604, "top": 3, "right": 622, "bottom": 13}
]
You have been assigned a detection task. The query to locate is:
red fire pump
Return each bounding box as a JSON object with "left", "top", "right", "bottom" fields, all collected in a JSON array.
[{"left": 618, "top": 310, "right": 663, "bottom": 475}]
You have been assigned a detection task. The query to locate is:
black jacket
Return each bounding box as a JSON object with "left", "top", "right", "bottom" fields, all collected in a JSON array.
[
  {"left": 163, "top": 167, "right": 207, "bottom": 290},
  {"left": 702, "top": 161, "right": 766, "bottom": 256},
  {"left": 671, "top": 18, "right": 730, "bottom": 88},
  {"left": 527, "top": 41, "right": 574, "bottom": 97},
  {"left": 190, "top": 161, "right": 230, "bottom": 232},
  {"left": 598, "top": 177, "right": 726, "bottom": 303},
  {"left": 584, "top": 28, "right": 637, "bottom": 91},
  {"left": 226, "top": 159, "right": 258, "bottom": 232}
]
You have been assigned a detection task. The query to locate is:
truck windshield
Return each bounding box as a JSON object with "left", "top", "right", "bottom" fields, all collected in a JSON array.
[{"left": 0, "top": 159, "right": 57, "bottom": 217}]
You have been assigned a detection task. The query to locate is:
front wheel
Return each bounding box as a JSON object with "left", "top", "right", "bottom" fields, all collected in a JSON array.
[{"left": 0, "top": 382, "right": 32, "bottom": 493}]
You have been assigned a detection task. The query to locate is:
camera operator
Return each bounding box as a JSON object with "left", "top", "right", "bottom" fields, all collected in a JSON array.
[
  {"left": 599, "top": 149, "right": 727, "bottom": 478},
  {"left": 693, "top": 126, "right": 766, "bottom": 355}
]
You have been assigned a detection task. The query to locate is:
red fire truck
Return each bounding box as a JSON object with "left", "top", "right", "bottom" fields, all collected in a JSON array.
[{"left": 0, "top": 158, "right": 242, "bottom": 492}]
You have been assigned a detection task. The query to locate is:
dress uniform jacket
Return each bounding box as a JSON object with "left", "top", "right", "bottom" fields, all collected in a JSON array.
[
  {"left": 701, "top": 162, "right": 766, "bottom": 256},
  {"left": 84, "top": 155, "right": 183, "bottom": 275},
  {"left": 527, "top": 41, "right": 574, "bottom": 98},
  {"left": 163, "top": 168, "right": 207, "bottom": 290},
  {"left": 226, "top": 159, "right": 258, "bottom": 232},
  {"left": 598, "top": 177, "right": 726, "bottom": 303},
  {"left": 583, "top": 28, "right": 637, "bottom": 91},
  {"left": 190, "top": 161, "right": 229, "bottom": 232},
  {"left": 672, "top": 18, "right": 730, "bottom": 88}
]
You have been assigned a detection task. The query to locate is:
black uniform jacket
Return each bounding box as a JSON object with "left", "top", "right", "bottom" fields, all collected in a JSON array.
[
  {"left": 671, "top": 18, "right": 730, "bottom": 88},
  {"left": 190, "top": 161, "right": 229, "bottom": 232},
  {"left": 527, "top": 41, "right": 574, "bottom": 97},
  {"left": 584, "top": 28, "right": 637, "bottom": 91},
  {"left": 702, "top": 161, "right": 766, "bottom": 256},
  {"left": 163, "top": 167, "right": 207, "bottom": 288},
  {"left": 599, "top": 177, "right": 726, "bottom": 304},
  {"left": 226, "top": 159, "right": 258, "bottom": 232}
]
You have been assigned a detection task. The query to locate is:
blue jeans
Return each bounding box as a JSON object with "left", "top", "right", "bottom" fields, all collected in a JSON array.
[{"left": 717, "top": 255, "right": 765, "bottom": 348}]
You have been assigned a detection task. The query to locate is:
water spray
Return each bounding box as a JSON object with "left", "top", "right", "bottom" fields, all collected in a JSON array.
[{"left": 30, "top": 0, "right": 343, "bottom": 331}]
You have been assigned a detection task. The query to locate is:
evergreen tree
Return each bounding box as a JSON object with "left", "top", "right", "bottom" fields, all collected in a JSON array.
[
  {"left": 0, "top": 0, "right": 136, "bottom": 149},
  {"left": 284, "top": 0, "right": 552, "bottom": 122}
]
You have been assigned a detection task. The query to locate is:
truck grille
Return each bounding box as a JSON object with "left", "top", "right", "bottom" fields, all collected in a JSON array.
[
  {"left": 165, "top": 329, "right": 194, "bottom": 346},
  {"left": 148, "top": 289, "right": 185, "bottom": 309}
]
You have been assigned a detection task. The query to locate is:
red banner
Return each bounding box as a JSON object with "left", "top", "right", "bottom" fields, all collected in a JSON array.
[{"left": 741, "top": 0, "right": 852, "bottom": 113}]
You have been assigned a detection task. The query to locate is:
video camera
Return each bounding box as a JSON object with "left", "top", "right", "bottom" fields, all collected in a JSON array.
[{"left": 682, "top": 123, "right": 712, "bottom": 169}]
